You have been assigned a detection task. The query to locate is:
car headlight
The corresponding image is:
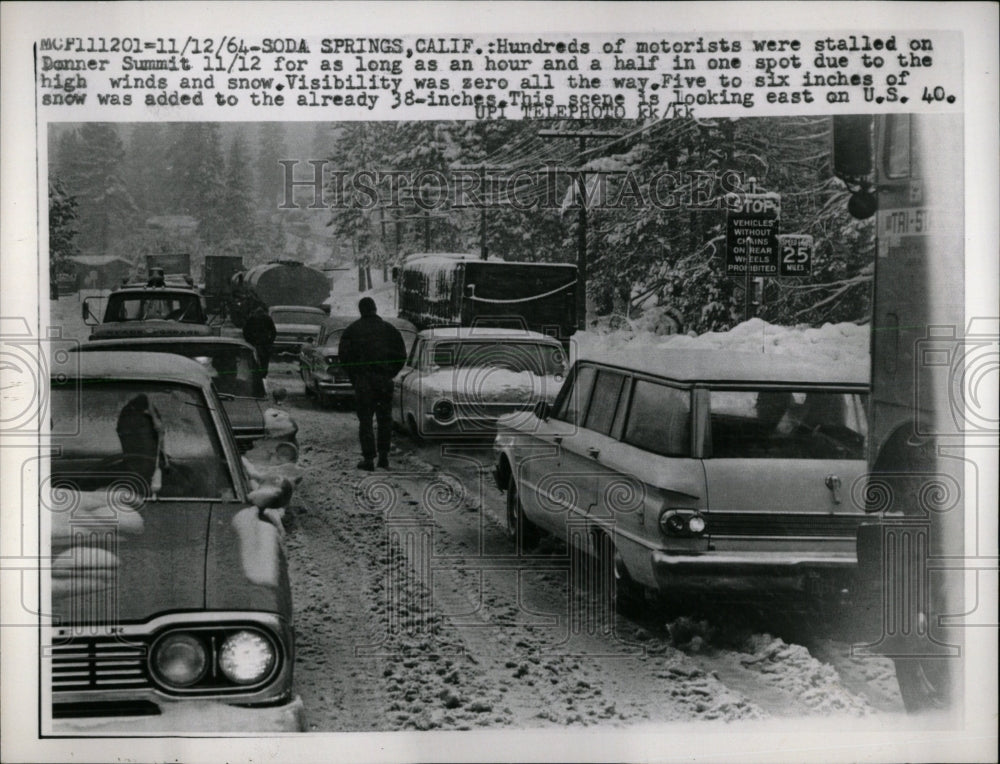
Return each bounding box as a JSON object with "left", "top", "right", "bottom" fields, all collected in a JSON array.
[
  {"left": 659, "top": 509, "right": 707, "bottom": 538},
  {"left": 218, "top": 630, "right": 276, "bottom": 685},
  {"left": 324, "top": 355, "right": 338, "bottom": 365},
  {"left": 151, "top": 633, "right": 209, "bottom": 688},
  {"left": 432, "top": 399, "right": 455, "bottom": 422}
]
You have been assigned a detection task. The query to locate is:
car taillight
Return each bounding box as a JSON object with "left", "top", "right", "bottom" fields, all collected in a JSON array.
[{"left": 659, "top": 509, "right": 707, "bottom": 538}]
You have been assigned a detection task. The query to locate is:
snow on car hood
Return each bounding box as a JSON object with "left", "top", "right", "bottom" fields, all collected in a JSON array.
[{"left": 416, "top": 368, "right": 563, "bottom": 404}]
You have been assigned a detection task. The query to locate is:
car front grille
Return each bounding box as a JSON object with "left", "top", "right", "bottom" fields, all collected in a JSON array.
[
  {"left": 51, "top": 636, "right": 150, "bottom": 692},
  {"left": 326, "top": 364, "right": 350, "bottom": 382},
  {"left": 707, "top": 512, "right": 865, "bottom": 538}
]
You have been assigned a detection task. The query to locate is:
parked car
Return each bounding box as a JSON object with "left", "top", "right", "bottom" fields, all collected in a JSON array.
[
  {"left": 493, "top": 349, "right": 869, "bottom": 611},
  {"left": 75, "top": 337, "right": 298, "bottom": 462},
  {"left": 269, "top": 305, "right": 328, "bottom": 357},
  {"left": 395, "top": 327, "right": 567, "bottom": 438},
  {"left": 300, "top": 315, "right": 418, "bottom": 406},
  {"left": 47, "top": 351, "right": 303, "bottom": 732}
]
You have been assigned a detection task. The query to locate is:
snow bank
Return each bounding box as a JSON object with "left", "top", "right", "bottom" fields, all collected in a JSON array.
[{"left": 571, "top": 317, "right": 870, "bottom": 381}]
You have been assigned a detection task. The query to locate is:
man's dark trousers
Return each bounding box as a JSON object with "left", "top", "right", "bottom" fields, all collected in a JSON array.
[{"left": 354, "top": 372, "right": 394, "bottom": 460}]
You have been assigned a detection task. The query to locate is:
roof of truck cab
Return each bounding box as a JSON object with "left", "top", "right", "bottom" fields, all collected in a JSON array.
[{"left": 578, "top": 348, "right": 868, "bottom": 386}]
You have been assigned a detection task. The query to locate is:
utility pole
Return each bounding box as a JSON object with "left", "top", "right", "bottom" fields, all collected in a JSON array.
[{"left": 538, "top": 129, "right": 620, "bottom": 331}]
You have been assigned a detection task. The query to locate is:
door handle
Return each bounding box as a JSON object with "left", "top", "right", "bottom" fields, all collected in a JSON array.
[{"left": 588, "top": 447, "right": 600, "bottom": 459}]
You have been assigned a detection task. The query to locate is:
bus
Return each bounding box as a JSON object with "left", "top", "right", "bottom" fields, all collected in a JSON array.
[{"left": 834, "top": 113, "right": 977, "bottom": 714}]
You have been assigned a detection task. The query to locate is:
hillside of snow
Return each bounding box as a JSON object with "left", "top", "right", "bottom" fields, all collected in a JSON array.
[{"left": 571, "top": 317, "right": 870, "bottom": 380}]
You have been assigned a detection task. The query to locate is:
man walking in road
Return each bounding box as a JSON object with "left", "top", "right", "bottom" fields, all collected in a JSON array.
[
  {"left": 338, "top": 297, "right": 407, "bottom": 471},
  {"left": 243, "top": 304, "right": 277, "bottom": 377}
]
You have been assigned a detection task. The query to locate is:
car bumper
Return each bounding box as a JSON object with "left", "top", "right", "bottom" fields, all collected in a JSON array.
[
  {"left": 315, "top": 378, "right": 354, "bottom": 397},
  {"left": 651, "top": 549, "right": 858, "bottom": 594},
  {"left": 422, "top": 412, "right": 532, "bottom": 437},
  {"left": 51, "top": 694, "right": 306, "bottom": 734}
]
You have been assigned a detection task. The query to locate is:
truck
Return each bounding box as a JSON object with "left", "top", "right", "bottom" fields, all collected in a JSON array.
[
  {"left": 833, "top": 114, "right": 971, "bottom": 714},
  {"left": 395, "top": 254, "right": 578, "bottom": 340},
  {"left": 241, "top": 260, "right": 331, "bottom": 310},
  {"left": 82, "top": 271, "right": 214, "bottom": 340},
  {"left": 203, "top": 254, "right": 245, "bottom": 315}
]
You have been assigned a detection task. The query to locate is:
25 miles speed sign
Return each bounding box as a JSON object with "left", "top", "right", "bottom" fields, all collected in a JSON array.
[{"left": 778, "top": 234, "right": 814, "bottom": 277}]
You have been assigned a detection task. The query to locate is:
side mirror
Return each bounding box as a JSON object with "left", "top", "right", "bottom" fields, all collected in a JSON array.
[
  {"left": 82, "top": 298, "right": 98, "bottom": 325},
  {"left": 533, "top": 400, "right": 550, "bottom": 421},
  {"left": 249, "top": 478, "right": 293, "bottom": 510},
  {"left": 271, "top": 386, "right": 287, "bottom": 403}
]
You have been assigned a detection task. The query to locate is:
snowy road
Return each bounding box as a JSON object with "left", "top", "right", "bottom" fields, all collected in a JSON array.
[{"left": 267, "top": 363, "right": 907, "bottom": 732}]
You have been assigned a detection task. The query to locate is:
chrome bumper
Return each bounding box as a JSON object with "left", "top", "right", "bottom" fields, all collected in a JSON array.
[
  {"left": 651, "top": 550, "right": 858, "bottom": 593},
  {"left": 50, "top": 694, "right": 306, "bottom": 734}
]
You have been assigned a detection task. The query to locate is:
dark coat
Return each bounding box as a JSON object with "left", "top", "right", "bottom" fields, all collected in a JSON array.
[
  {"left": 338, "top": 315, "right": 407, "bottom": 382},
  {"left": 243, "top": 310, "right": 276, "bottom": 347}
]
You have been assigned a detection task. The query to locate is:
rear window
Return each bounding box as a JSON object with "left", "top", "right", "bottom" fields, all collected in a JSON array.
[
  {"left": 623, "top": 380, "right": 691, "bottom": 457},
  {"left": 272, "top": 309, "right": 325, "bottom": 325},
  {"left": 431, "top": 341, "right": 565, "bottom": 376},
  {"left": 708, "top": 389, "right": 868, "bottom": 459}
]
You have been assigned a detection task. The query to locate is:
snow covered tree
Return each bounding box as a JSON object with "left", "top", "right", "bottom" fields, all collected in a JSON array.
[{"left": 68, "top": 124, "right": 136, "bottom": 253}]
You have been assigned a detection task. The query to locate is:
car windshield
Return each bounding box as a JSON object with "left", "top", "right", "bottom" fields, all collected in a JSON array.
[
  {"left": 430, "top": 341, "right": 566, "bottom": 376},
  {"left": 50, "top": 380, "right": 237, "bottom": 500},
  {"left": 708, "top": 389, "right": 868, "bottom": 459},
  {"left": 105, "top": 293, "right": 203, "bottom": 323},
  {"left": 272, "top": 309, "right": 324, "bottom": 325}
]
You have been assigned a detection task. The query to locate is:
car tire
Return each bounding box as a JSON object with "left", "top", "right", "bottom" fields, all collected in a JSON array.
[
  {"left": 591, "top": 531, "right": 644, "bottom": 620},
  {"left": 506, "top": 474, "right": 540, "bottom": 552},
  {"left": 893, "top": 657, "right": 955, "bottom": 713}
]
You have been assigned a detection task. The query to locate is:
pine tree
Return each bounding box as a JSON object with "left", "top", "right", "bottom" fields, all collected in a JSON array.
[
  {"left": 257, "top": 123, "right": 286, "bottom": 210},
  {"left": 70, "top": 124, "right": 136, "bottom": 253}
]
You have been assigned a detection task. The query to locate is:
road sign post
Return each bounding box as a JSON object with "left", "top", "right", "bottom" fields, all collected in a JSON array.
[{"left": 726, "top": 192, "right": 781, "bottom": 320}]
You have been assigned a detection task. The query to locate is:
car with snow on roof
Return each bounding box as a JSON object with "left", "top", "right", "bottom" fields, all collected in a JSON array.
[
  {"left": 394, "top": 327, "right": 568, "bottom": 439},
  {"left": 46, "top": 351, "right": 304, "bottom": 732},
  {"left": 75, "top": 336, "right": 298, "bottom": 462},
  {"left": 300, "top": 314, "right": 418, "bottom": 406},
  {"left": 492, "top": 348, "right": 870, "bottom": 612}
]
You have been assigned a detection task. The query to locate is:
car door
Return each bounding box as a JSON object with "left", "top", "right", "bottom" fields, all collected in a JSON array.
[
  {"left": 554, "top": 367, "right": 631, "bottom": 549},
  {"left": 301, "top": 325, "right": 325, "bottom": 389},
  {"left": 394, "top": 338, "right": 422, "bottom": 428},
  {"left": 520, "top": 363, "right": 597, "bottom": 538},
  {"left": 699, "top": 387, "right": 869, "bottom": 554}
]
